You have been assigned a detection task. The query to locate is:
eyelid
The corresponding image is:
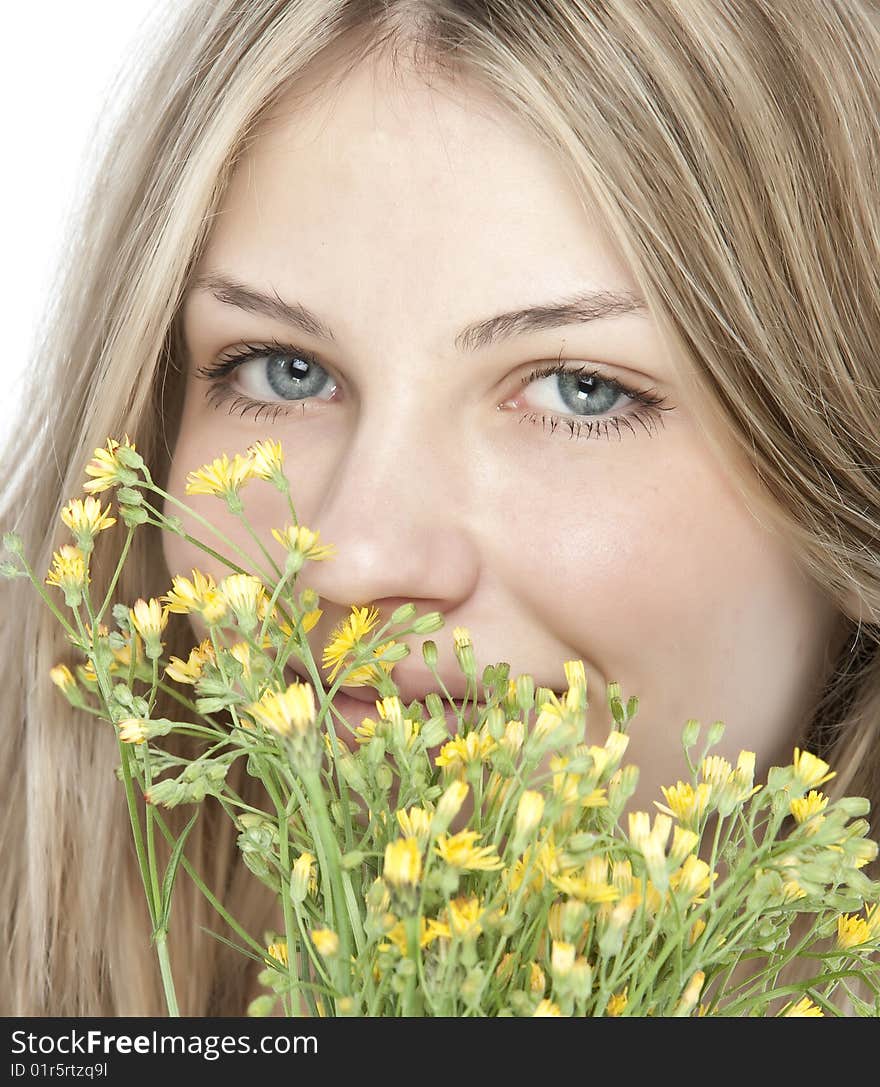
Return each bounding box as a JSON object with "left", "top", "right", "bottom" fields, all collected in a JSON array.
[
  {"left": 195, "top": 338, "right": 330, "bottom": 381},
  {"left": 516, "top": 358, "right": 668, "bottom": 408}
]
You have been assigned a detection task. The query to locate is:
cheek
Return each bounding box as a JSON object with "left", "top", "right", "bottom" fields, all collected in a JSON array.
[
  {"left": 483, "top": 435, "right": 835, "bottom": 760},
  {"left": 160, "top": 406, "right": 291, "bottom": 588}
]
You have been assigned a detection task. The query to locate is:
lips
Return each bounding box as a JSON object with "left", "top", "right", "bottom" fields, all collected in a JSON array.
[{"left": 282, "top": 661, "right": 489, "bottom": 753}]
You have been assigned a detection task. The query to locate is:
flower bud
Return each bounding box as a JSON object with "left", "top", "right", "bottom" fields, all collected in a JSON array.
[
  {"left": 452, "top": 626, "right": 476, "bottom": 679},
  {"left": 390, "top": 602, "right": 417, "bottom": 625},
  {"left": 673, "top": 970, "right": 705, "bottom": 1017},
  {"left": 129, "top": 598, "right": 168, "bottom": 659},
  {"left": 484, "top": 705, "right": 506, "bottom": 741},
  {"left": 420, "top": 717, "right": 449, "bottom": 749},
  {"left": 681, "top": 718, "right": 701, "bottom": 748},
  {"left": 50, "top": 664, "right": 86, "bottom": 708},
  {"left": 421, "top": 639, "right": 438, "bottom": 670},
  {"left": 117, "top": 717, "right": 174, "bottom": 744},
  {"left": 375, "top": 763, "right": 394, "bottom": 793},
  {"left": 412, "top": 611, "right": 444, "bottom": 634},
  {"left": 425, "top": 692, "right": 445, "bottom": 718},
  {"left": 550, "top": 940, "right": 576, "bottom": 981},
  {"left": 2, "top": 531, "right": 23, "bottom": 555},
  {"left": 432, "top": 781, "right": 469, "bottom": 834},
  {"left": 290, "top": 852, "right": 316, "bottom": 902},
  {"left": 515, "top": 674, "right": 535, "bottom": 712},
  {"left": 514, "top": 790, "right": 545, "bottom": 846},
  {"left": 311, "top": 928, "right": 340, "bottom": 957},
  {"left": 383, "top": 838, "right": 422, "bottom": 913}
]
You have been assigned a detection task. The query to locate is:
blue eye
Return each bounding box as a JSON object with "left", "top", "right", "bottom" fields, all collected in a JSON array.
[
  {"left": 524, "top": 366, "right": 625, "bottom": 417},
  {"left": 516, "top": 361, "right": 673, "bottom": 441},
  {"left": 197, "top": 344, "right": 336, "bottom": 406}
]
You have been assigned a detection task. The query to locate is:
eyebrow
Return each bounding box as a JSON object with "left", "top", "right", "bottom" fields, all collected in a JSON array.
[{"left": 190, "top": 271, "right": 649, "bottom": 353}]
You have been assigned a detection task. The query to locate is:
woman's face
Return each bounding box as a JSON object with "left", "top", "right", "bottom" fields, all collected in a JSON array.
[{"left": 164, "top": 53, "right": 848, "bottom": 809}]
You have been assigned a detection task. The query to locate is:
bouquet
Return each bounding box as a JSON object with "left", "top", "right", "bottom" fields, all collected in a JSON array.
[{"left": 4, "top": 435, "right": 880, "bottom": 1017}]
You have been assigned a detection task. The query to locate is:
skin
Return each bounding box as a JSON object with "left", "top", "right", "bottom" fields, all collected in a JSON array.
[{"left": 163, "top": 49, "right": 850, "bottom": 815}]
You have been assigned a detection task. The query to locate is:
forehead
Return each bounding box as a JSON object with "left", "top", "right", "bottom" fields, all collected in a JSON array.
[{"left": 202, "top": 51, "right": 640, "bottom": 307}]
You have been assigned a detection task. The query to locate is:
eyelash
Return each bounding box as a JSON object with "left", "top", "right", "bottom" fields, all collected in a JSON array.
[{"left": 195, "top": 340, "right": 674, "bottom": 441}]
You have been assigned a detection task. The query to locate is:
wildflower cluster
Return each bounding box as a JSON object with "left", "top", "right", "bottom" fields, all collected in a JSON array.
[{"left": 5, "top": 436, "right": 879, "bottom": 1018}]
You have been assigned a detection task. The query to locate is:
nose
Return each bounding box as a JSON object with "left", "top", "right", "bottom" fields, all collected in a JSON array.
[{"left": 294, "top": 401, "right": 481, "bottom": 625}]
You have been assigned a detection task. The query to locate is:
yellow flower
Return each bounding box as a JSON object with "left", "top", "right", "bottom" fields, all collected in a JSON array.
[
  {"left": 674, "top": 971, "right": 705, "bottom": 1017},
  {"left": 311, "top": 929, "right": 340, "bottom": 957},
  {"left": 228, "top": 641, "right": 253, "bottom": 680},
  {"left": 244, "top": 683, "right": 316, "bottom": 739},
  {"left": 669, "top": 855, "right": 716, "bottom": 903},
  {"left": 290, "top": 852, "right": 317, "bottom": 902},
  {"left": 353, "top": 717, "right": 378, "bottom": 745},
  {"left": 60, "top": 496, "right": 116, "bottom": 543},
  {"left": 163, "top": 569, "right": 227, "bottom": 625},
  {"left": 49, "top": 664, "right": 77, "bottom": 693},
  {"left": 129, "top": 597, "right": 169, "bottom": 659},
  {"left": 321, "top": 605, "right": 396, "bottom": 686},
  {"left": 533, "top": 999, "right": 562, "bottom": 1016},
  {"left": 606, "top": 989, "right": 628, "bottom": 1016},
  {"left": 446, "top": 895, "right": 488, "bottom": 940},
  {"left": 498, "top": 718, "right": 525, "bottom": 757},
  {"left": 550, "top": 940, "right": 576, "bottom": 979},
  {"left": 129, "top": 598, "right": 168, "bottom": 641},
  {"left": 219, "top": 573, "right": 267, "bottom": 630},
  {"left": 549, "top": 870, "right": 619, "bottom": 904},
  {"left": 782, "top": 996, "right": 824, "bottom": 1017},
  {"left": 45, "top": 544, "right": 89, "bottom": 599},
  {"left": 529, "top": 962, "right": 547, "bottom": 994},
  {"left": 836, "top": 910, "right": 878, "bottom": 950},
  {"left": 435, "top": 830, "right": 503, "bottom": 871},
  {"left": 382, "top": 917, "right": 447, "bottom": 956},
  {"left": 117, "top": 718, "right": 149, "bottom": 744},
  {"left": 669, "top": 825, "right": 700, "bottom": 867},
  {"left": 514, "top": 790, "right": 545, "bottom": 841},
  {"left": 655, "top": 782, "right": 713, "bottom": 830},
  {"left": 790, "top": 790, "right": 828, "bottom": 829},
  {"left": 432, "top": 781, "right": 469, "bottom": 833},
  {"left": 271, "top": 524, "right": 336, "bottom": 562},
  {"left": 184, "top": 451, "right": 255, "bottom": 499},
  {"left": 452, "top": 626, "right": 476, "bottom": 677},
  {"left": 703, "top": 750, "right": 761, "bottom": 814},
  {"left": 792, "top": 747, "right": 836, "bottom": 790},
  {"left": 165, "top": 639, "right": 215, "bottom": 684},
  {"left": 396, "top": 806, "right": 433, "bottom": 848},
  {"left": 247, "top": 439, "right": 285, "bottom": 483},
  {"left": 267, "top": 941, "right": 288, "bottom": 968},
  {"left": 563, "top": 658, "right": 587, "bottom": 697},
  {"left": 628, "top": 811, "right": 673, "bottom": 887},
  {"left": 435, "top": 730, "right": 497, "bottom": 777},
  {"left": 82, "top": 436, "right": 140, "bottom": 494},
  {"left": 383, "top": 838, "right": 422, "bottom": 902}
]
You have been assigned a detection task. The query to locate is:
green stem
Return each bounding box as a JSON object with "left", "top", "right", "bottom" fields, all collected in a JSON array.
[
  {"left": 142, "top": 486, "right": 271, "bottom": 580},
  {"left": 302, "top": 770, "right": 354, "bottom": 992},
  {"left": 96, "top": 525, "right": 135, "bottom": 623},
  {"left": 155, "top": 932, "right": 180, "bottom": 1017},
  {"left": 18, "top": 555, "right": 79, "bottom": 641},
  {"left": 275, "top": 790, "right": 301, "bottom": 1012},
  {"left": 151, "top": 811, "right": 268, "bottom": 959}
]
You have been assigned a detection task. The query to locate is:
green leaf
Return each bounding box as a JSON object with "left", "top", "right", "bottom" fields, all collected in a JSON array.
[{"left": 159, "top": 811, "right": 199, "bottom": 931}]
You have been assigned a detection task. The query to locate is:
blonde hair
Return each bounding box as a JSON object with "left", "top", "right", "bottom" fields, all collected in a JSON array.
[{"left": 2, "top": 0, "right": 878, "bottom": 1015}]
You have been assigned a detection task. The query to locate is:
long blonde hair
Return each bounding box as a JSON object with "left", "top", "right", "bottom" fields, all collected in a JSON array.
[{"left": 2, "top": 0, "right": 878, "bottom": 1015}]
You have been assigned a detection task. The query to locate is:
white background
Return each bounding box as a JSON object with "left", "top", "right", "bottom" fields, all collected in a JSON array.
[{"left": 0, "top": 3, "right": 170, "bottom": 456}]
